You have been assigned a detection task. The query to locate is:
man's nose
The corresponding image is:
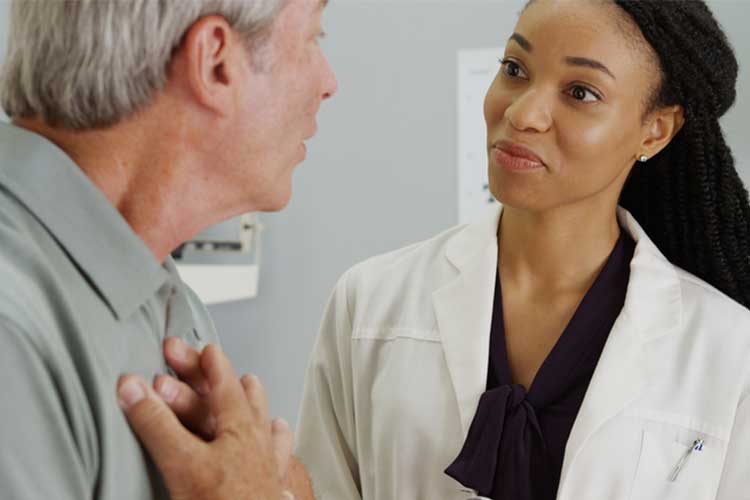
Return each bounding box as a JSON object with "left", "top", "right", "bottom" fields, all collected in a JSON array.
[{"left": 321, "top": 56, "right": 338, "bottom": 100}]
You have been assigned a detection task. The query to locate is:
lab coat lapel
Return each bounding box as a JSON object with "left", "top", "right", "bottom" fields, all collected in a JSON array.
[
  {"left": 432, "top": 207, "right": 501, "bottom": 435},
  {"left": 557, "top": 310, "right": 646, "bottom": 494},
  {"left": 557, "top": 208, "right": 683, "bottom": 496}
]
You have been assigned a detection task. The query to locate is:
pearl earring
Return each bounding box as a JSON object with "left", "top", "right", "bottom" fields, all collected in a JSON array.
[{"left": 638, "top": 155, "right": 649, "bottom": 163}]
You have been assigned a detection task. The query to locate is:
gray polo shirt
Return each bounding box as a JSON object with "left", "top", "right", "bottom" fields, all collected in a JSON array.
[{"left": 0, "top": 122, "right": 219, "bottom": 499}]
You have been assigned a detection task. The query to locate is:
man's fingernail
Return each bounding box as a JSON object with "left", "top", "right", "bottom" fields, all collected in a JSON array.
[
  {"left": 170, "top": 337, "right": 189, "bottom": 362},
  {"left": 156, "top": 377, "right": 178, "bottom": 403},
  {"left": 118, "top": 379, "right": 146, "bottom": 409},
  {"left": 272, "top": 418, "right": 290, "bottom": 433}
]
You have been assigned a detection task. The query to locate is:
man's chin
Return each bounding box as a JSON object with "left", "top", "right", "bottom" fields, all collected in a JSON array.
[{"left": 259, "top": 184, "right": 293, "bottom": 213}]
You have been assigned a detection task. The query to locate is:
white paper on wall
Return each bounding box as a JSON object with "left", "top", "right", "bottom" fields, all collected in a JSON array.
[{"left": 457, "top": 47, "right": 502, "bottom": 225}]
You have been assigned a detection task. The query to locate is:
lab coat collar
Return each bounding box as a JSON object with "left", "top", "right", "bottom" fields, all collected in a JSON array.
[
  {"left": 432, "top": 205, "right": 683, "bottom": 463},
  {"left": 616, "top": 206, "right": 683, "bottom": 341},
  {"left": 432, "top": 207, "right": 501, "bottom": 434},
  {"left": 558, "top": 208, "right": 683, "bottom": 496}
]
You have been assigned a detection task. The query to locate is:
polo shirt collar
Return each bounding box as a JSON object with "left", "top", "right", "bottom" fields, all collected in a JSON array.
[{"left": 0, "top": 122, "right": 170, "bottom": 320}]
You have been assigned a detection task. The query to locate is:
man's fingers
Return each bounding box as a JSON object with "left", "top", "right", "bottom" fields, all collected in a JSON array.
[
  {"left": 200, "top": 344, "right": 253, "bottom": 433},
  {"left": 241, "top": 373, "right": 271, "bottom": 426},
  {"left": 285, "top": 457, "right": 316, "bottom": 500},
  {"left": 163, "top": 337, "right": 209, "bottom": 396},
  {"left": 117, "top": 375, "right": 201, "bottom": 470},
  {"left": 271, "top": 418, "right": 294, "bottom": 482},
  {"left": 153, "top": 374, "right": 215, "bottom": 438}
]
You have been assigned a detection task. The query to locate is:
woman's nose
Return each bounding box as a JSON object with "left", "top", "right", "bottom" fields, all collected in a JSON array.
[{"left": 504, "top": 88, "right": 552, "bottom": 133}]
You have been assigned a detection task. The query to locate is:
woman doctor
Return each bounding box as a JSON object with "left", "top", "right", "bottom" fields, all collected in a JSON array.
[{"left": 295, "top": 1, "right": 750, "bottom": 499}]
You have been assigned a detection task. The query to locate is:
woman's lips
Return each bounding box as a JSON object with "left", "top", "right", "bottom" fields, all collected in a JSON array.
[{"left": 493, "top": 142, "right": 546, "bottom": 171}]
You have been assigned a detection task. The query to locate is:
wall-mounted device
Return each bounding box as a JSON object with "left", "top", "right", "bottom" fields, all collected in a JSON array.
[{"left": 172, "top": 213, "right": 262, "bottom": 305}]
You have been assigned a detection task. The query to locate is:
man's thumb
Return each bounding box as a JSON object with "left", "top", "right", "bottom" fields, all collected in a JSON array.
[{"left": 117, "top": 374, "right": 198, "bottom": 469}]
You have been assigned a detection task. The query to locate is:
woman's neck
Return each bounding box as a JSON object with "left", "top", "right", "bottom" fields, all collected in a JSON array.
[{"left": 498, "top": 203, "right": 622, "bottom": 296}]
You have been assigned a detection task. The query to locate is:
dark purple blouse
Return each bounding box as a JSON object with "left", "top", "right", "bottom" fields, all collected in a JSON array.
[{"left": 445, "top": 231, "right": 635, "bottom": 500}]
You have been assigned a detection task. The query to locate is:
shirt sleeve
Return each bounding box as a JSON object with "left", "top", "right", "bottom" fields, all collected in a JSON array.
[
  {"left": 0, "top": 316, "right": 92, "bottom": 500},
  {"left": 295, "top": 273, "right": 362, "bottom": 499}
]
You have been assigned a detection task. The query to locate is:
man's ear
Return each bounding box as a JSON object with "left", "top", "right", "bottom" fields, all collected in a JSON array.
[
  {"left": 638, "top": 104, "right": 686, "bottom": 161},
  {"left": 178, "top": 15, "right": 240, "bottom": 117}
]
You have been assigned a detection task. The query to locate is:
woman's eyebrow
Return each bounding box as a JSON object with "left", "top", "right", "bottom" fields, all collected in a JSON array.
[
  {"left": 509, "top": 33, "right": 533, "bottom": 52},
  {"left": 565, "top": 57, "right": 616, "bottom": 80},
  {"left": 508, "top": 33, "right": 616, "bottom": 81}
]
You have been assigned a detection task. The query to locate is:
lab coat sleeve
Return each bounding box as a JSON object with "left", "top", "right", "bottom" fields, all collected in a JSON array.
[
  {"left": 715, "top": 379, "right": 750, "bottom": 498},
  {"left": 295, "top": 272, "right": 362, "bottom": 499}
]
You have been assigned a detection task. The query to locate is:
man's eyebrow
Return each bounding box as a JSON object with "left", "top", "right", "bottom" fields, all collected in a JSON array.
[
  {"left": 509, "top": 33, "right": 532, "bottom": 52},
  {"left": 320, "top": 0, "right": 328, "bottom": 8},
  {"left": 565, "top": 56, "right": 616, "bottom": 80}
]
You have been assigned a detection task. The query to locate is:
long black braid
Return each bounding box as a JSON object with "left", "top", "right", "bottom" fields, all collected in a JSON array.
[{"left": 612, "top": 1, "right": 750, "bottom": 308}]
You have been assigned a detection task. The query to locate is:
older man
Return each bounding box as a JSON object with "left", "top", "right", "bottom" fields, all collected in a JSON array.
[{"left": 0, "top": 0, "right": 335, "bottom": 499}]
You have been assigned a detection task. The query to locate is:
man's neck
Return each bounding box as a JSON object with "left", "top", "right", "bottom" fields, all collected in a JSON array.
[{"left": 14, "top": 115, "right": 234, "bottom": 263}]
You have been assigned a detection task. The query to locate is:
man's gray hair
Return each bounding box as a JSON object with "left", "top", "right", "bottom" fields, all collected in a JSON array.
[{"left": 0, "top": 0, "right": 288, "bottom": 130}]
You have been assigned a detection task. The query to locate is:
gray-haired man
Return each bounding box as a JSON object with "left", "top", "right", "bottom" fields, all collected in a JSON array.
[{"left": 0, "top": 0, "right": 335, "bottom": 498}]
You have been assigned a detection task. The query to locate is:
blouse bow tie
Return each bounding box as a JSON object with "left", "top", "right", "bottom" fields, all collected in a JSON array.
[{"left": 445, "top": 383, "right": 549, "bottom": 500}]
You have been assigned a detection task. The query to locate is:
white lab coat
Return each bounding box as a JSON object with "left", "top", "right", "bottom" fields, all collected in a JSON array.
[{"left": 296, "top": 206, "right": 750, "bottom": 500}]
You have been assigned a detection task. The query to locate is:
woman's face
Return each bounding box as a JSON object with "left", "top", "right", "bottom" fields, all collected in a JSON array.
[{"left": 485, "top": 0, "right": 660, "bottom": 212}]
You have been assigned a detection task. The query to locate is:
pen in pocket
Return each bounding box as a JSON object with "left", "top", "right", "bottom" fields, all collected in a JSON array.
[{"left": 669, "top": 439, "right": 704, "bottom": 482}]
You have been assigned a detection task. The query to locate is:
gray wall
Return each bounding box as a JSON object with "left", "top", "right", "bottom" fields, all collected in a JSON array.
[
  {"left": 0, "top": 0, "right": 748, "bottom": 427},
  {"left": 715, "top": 0, "right": 750, "bottom": 174}
]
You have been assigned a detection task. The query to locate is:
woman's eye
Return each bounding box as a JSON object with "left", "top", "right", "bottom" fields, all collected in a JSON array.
[
  {"left": 499, "top": 59, "right": 528, "bottom": 79},
  {"left": 568, "top": 85, "right": 600, "bottom": 102}
]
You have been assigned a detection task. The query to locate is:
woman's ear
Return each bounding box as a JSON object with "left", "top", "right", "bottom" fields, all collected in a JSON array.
[{"left": 638, "top": 105, "right": 685, "bottom": 161}]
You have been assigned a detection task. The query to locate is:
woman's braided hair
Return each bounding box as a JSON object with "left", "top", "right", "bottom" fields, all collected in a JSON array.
[{"left": 613, "top": 1, "right": 750, "bottom": 307}]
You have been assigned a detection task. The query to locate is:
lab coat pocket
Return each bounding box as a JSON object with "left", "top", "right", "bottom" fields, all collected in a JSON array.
[{"left": 629, "top": 429, "right": 723, "bottom": 500}]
